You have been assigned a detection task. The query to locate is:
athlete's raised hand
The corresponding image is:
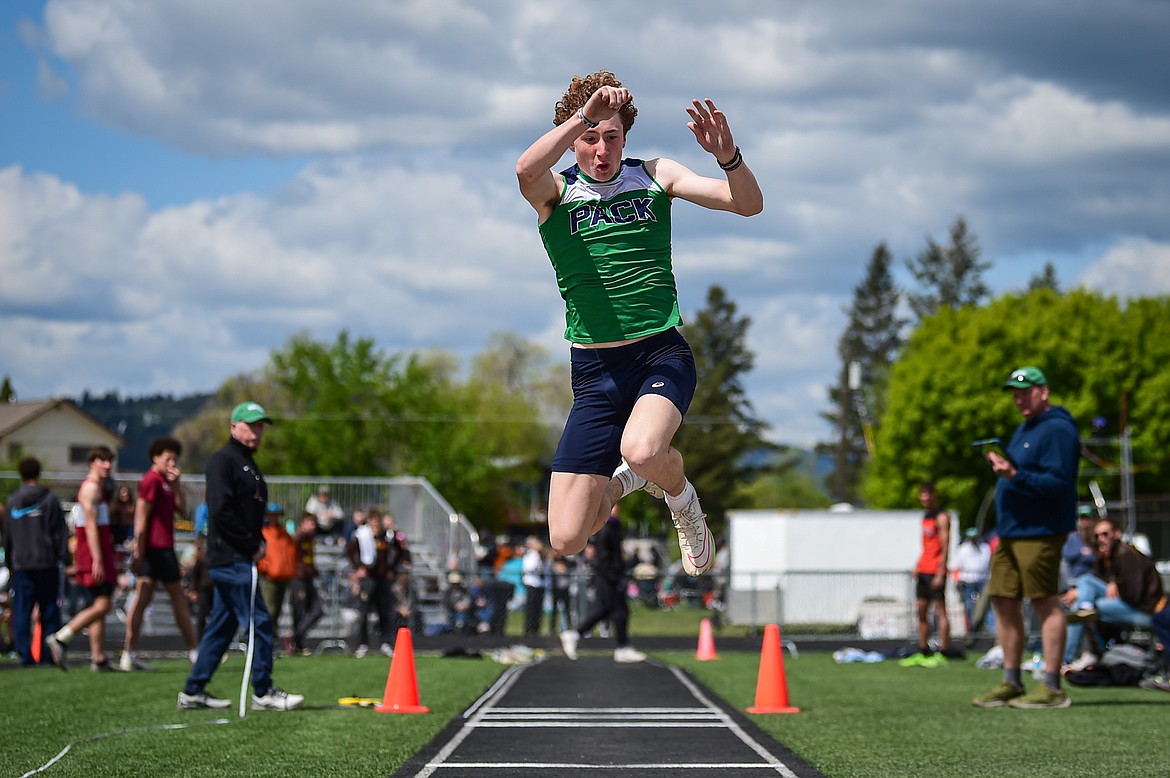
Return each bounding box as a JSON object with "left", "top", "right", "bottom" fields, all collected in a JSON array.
[
  {"left": 686, "top": 99, "right": 737, "bottom": 166},
  {"left": 582, "top": 85, "right": 632, "bottom": 124}
]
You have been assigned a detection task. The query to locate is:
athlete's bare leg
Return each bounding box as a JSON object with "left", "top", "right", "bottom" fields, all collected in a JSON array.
[
  {"left": 164, "top": 580, "right": 200, "bottom": 652},
  {"left": 620, "top": 394, "right": 685, "bottom": 497},
  {"left": 123, "top": 578, "right": 155, "bottom": 655},
  {"left": 548, "top": 394, "right": 688, "bottom": 555}
]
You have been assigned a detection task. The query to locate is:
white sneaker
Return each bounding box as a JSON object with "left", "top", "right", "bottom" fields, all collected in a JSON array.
[
  {"left": 177, "top": 690, "right": 231, "bottom": 710},
  {"left": 354, "top": 644, "right": 369, "bottom": 659},
  {"left": 44, "top": 634, "right": 67, "bottom": 672},
  {"left": 671, "top": 495, "right": 715, "bottom": 575},
  {"left": 559, "top": 630, "right": 579, "bottom": 661},
  {"left": 614, "top": 646, "right": 647, "bottom": 664},
  {"left": 1067, "top": 604, "right": 1098, "bottom": 623},
  {"left": 379, "top": 643, "right": 394, "bottom": 657},
  {"left": 1061, "top": 651, "right": 1098, "bottom": 676},
  {"left": 612, "top": 459, "right": 665, "bottom": 499},
  {"left": 252, "top": 688, "right": 305, "bottom": 711},
  {"left": 119, "top": 652, "right": 154, "bottom": 672}
]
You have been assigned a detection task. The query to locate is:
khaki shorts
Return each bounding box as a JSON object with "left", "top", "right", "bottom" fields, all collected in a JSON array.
[{"left": 987, "top": 535, "right": 1064, "bottom": 600}]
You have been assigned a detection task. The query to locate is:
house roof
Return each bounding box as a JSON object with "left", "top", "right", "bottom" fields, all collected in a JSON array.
[{"left": 0, "top": 399, "right": 123, "bottom": 446}]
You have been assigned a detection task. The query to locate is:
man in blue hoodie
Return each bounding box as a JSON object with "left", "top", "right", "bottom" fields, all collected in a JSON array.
[{"left": 972, "top": 366, "right": 1080, "bottom": 709}]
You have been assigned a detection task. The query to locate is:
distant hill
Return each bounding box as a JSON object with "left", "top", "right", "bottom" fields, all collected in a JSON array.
[{"left": 75, "top": 391, "right": 213, "bottom": 471}]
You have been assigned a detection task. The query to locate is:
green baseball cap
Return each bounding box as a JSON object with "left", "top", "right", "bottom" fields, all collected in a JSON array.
[
  {"left": 1003, "top": 366, "right": 1047, "bottom": 390},
  {"left": 230, "top": 401, "right": 273, "bottom": 424}
]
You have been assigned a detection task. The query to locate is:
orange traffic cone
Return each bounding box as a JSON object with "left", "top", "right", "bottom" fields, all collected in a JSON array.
[
  {"left": 374, "top": 627, "right": 430, "bottom": 714},
  {"left": 31, "top": 619, "right": 43, "bottom": 664},
  {"left": 746, "top": 624, "right": 800, "bottom": 714},
  {"left": 696, "top": 617, "right": 719, "bottom": 661}
]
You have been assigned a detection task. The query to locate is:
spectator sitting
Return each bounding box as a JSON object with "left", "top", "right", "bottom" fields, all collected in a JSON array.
[
  {"left": 1060, "top": 506, "right": 1098, "bottom": 670},
  {"left": 1061, "top": 516, "right": 1164, "bottom": 675},
  {"left": 305, "top": 486, "right": 344, "bottom": 543}
]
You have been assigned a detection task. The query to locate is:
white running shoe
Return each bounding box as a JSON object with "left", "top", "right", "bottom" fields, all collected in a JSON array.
[
  {"left": 354, "top": 644, "right": 369, "bottom": 659},
  {"left": 614, "top": 646, "right": 647, "bottom": 664},
  {"left": 177, "top": 690, "right": 231, "bottom": 710},
  {"left": 252, "top": 688, "right": 305, "bottom": 711},
  {"left": 612, "top": 459, "right": 665, "bottom": 499},
  {"left": 671, "top": 495, "right": 715, "bottom": 576},
  {"left": 119, "top": 652, "right": 154, "bottom": 672},
  {"left": 379, "top": 642, "right": 394, "bottom": 657},
  {"left": 559, "top": 630, "right": 579, "bottom": 661},
  {"left": 44, "top": 634, "right": 67, "bottom": 672}
]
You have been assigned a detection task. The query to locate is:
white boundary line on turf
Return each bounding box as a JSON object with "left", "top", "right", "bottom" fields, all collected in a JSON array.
[{"left": 18, "top": 719, "right": 233, "bottom": 778}]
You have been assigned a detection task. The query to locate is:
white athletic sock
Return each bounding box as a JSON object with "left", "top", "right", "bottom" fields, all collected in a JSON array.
[
  {"left": 665, "top": 480, "right": 697, "bottom": 512},
  {"left": 55, "top": 626, "right": 75, "bottom": 644},
  {"left": 613, "top": 463, "right": 647, "bottom": 498}
]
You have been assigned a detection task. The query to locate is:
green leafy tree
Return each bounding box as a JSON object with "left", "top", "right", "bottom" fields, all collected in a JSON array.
[
  {"left": 906, "top": 216, "right": 990, "bottom": 322},
  {"left": 820, "top": 243, "right": 905, "bottom": 503},
  {"left": 862, "top": 288, "right": 1170, "bottom": 525},
  {"left": 675, "top": 285, "right": 776, "bottom": 533},
  {"left": 173, "top": 330, "right": 560, "bottom": 529},
  {"left": 0, "top": 375, "right": 15, "bottom": 403}
]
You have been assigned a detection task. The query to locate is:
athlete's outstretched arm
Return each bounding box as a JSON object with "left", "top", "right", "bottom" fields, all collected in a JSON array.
[{"left": 658, "top": 98, "right": 763, "bottom": 216}]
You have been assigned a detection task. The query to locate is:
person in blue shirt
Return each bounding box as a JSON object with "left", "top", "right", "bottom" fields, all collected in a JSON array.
[{"left": 972, "top": 366, "right": 1079, "bottom": 710}]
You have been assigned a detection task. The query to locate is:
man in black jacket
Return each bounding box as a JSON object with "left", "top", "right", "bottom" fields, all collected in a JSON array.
[
  {"left": 3, "top": 457, "right": 68, "bottom": 668},
  {"left": 178, "top": 402, "right": 303, "bottom": 711},
  {"left": 558, "top": 504, "right": 646, "bottom": 663}
]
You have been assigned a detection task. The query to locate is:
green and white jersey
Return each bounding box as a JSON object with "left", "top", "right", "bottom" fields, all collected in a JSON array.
[{"left": 538, "top": 158, "right": 680, "bottom": 343}]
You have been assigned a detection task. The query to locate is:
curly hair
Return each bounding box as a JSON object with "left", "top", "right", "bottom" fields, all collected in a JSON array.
[{"left": 553, "top": 70, "right": 637, "bottom": 133}]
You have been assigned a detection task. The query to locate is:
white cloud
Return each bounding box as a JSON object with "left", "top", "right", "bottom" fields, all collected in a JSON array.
[{"left": 1080, "top": 238, "right": 1170, "bottom": 298}]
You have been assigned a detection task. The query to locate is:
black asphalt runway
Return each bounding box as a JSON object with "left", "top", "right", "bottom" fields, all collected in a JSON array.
[{"left": 392, "top": 656, "right": 824, "bottom": 777}]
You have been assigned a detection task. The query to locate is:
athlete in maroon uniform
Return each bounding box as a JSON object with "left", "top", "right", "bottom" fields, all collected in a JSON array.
[
  {"left": 120, "top": 437, "right": 200, "bottom": 671},
  {"left": 45, "top": 447, "right": 119, "bottom": 671}
]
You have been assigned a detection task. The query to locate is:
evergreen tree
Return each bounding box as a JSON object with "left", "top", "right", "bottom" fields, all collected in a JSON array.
[
  {"left": 675, "top": 285, "right": 776, "bottom": 531},
  {"left": 0, "top": 375, "right": 14, "bottom": 403},
  {"left": 906, "top": 216, "right": 990, "bottom": 321},
  {"left": 820, "top": 243, "right": 905, "bottom": 503},
  {"left": 1027, "top": 261, "right": 1061, "bottom": 293}
]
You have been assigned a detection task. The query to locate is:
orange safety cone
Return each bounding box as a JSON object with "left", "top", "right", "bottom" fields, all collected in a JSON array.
[
  {"left": 696, "top": 617, "right": 719, "bottom": 661},
  {"left": 31, "top": 619, "right": 43, "bottom": 664},
  {"left": 746, "top": 623, "right": 800, "bottom": 714},
  {"left": 374, "top": 627, "right": 430, "bottom": 714}
]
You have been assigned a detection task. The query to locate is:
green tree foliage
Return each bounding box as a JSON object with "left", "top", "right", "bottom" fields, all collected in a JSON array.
[
  {"left": 820, "top": 243, "right": 905, "bottom": 503},
  {"left": 863, "top": 288, "right": 1170, "bottom": 525},
  {"left": 0, "top": 375, "right": 15, "bottom": 403},
  {"left": 675, "top": 285, "right": 779, "bottom": 532},
  {"left": 173, "top": 331, "right": 555, "bottom": 527},
  {"left": 905, "top": 216, "right": 991, "bottom": 322}
]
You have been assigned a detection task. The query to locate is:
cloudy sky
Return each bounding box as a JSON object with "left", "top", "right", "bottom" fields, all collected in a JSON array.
[{"left": 2, "top": 1, "right": 1168, "bottom": 448}]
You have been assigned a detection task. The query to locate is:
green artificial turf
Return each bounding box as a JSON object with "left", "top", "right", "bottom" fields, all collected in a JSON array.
[
  {"left": 674, "top": 651, "right": 1170, "bottom": 778},
  {"left": 3, "top": 649, "right": 1166, "bottom": 777}
]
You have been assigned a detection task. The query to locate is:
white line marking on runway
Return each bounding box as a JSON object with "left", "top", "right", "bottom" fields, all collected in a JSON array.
[{"left": 409, "top": 662, "right": 803, "bottom": 777}]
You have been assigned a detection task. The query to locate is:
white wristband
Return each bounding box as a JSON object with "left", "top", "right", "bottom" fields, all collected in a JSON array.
[{"left": 577, "top": 107, "right": 599, "bottom": 129}]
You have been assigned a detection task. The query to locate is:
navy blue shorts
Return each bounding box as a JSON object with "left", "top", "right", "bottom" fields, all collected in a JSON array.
[{"left": 552, "top": 328, "right": 697, "bottom": 476}]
